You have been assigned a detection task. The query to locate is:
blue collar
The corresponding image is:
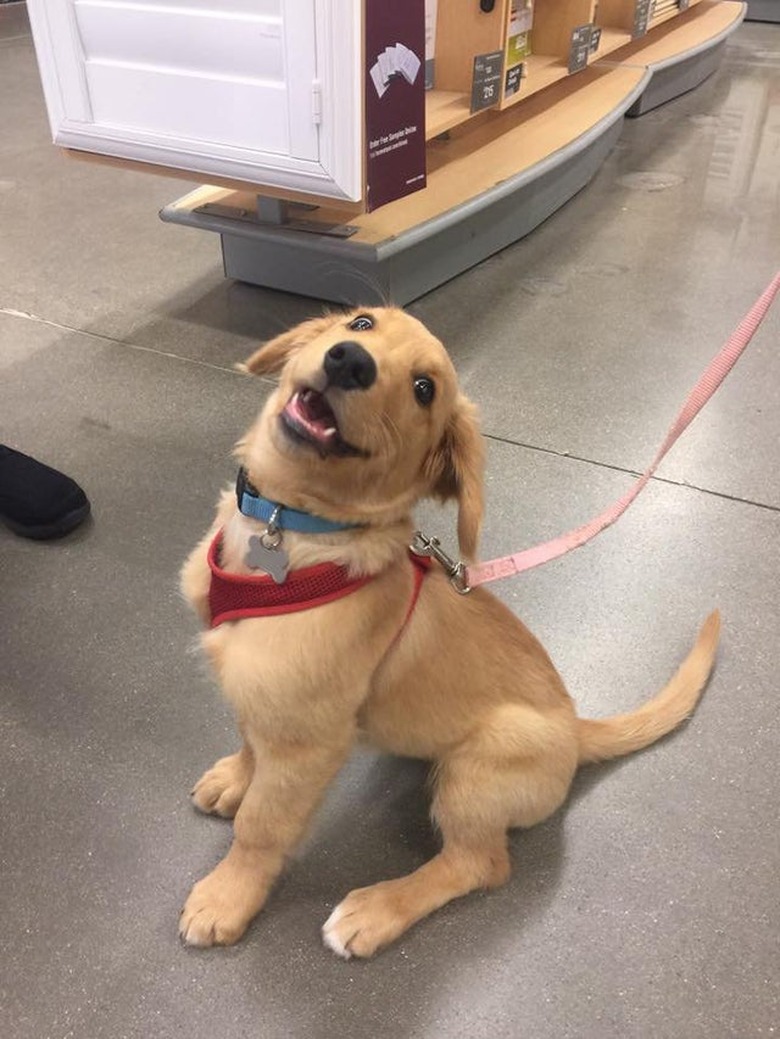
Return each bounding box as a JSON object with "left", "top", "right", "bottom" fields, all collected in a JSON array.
[{"left": 235, "top": 468, "right": 362, "bottom": 535}]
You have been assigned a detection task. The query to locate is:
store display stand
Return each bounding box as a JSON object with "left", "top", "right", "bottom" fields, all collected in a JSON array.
[
  {"left": 160, "top": 1, "right": 746, "bottom": 305},
  {"left": 162, "top": 68, "right": 647, "bottom": 305}
]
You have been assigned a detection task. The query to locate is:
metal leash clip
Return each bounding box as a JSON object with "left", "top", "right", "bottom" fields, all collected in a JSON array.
[{"left": 410, "top": 531, "right": 471, "bottom": 595}]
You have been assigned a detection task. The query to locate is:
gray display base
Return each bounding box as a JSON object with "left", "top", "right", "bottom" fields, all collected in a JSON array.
[
  {"left": 745, "top": 0, "right": 780, "bottom": 20},
  {"left": 159, "top": 8, "right": 744, "bottom": 305}
]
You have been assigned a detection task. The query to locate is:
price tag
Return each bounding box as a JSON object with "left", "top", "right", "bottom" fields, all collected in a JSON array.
[
  {"left": 633, "top": 0, "right": 652, "bottom": 38},
  {"left": 589, "top": 25, "right": 602, "bottom": 52},
  {"left": 504, "top": 63, "right": 523, "bottom": 98},
  {"left": 471, "top": 50, "right": 504, "bottom": 113},
  {"left": 568, "top": 25, "right": 593, "bottom": 74}
]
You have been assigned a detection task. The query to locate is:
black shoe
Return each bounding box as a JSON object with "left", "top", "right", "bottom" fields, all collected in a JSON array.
[{"left": 0, "top": 446, "right": 91, "bottom": 539}]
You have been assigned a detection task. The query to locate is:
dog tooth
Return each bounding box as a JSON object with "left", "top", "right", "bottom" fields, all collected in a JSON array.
[{"left": 324, "top": 427, "right": 336, "bottom": 436}]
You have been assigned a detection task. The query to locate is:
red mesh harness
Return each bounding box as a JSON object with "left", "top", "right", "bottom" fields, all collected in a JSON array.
[{"left": 207, "top": 531, "right": 432, "bottom": 630}]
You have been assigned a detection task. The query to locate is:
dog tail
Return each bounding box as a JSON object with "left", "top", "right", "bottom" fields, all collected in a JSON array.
[{"left": 577, "top": 611, "right": 721, "bottom": 765}]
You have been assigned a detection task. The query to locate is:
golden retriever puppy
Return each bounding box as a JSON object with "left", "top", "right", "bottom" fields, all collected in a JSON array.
[{"left": 179, "top": 306, "right": 719, "bottom": 958}]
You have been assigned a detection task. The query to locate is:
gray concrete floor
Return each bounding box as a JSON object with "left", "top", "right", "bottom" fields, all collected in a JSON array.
[{"left": 2, "top": 4, "right": 779, "bottom": 1037}]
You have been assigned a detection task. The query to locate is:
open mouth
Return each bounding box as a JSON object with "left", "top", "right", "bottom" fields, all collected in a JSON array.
[{"left": 280, "top": 389, "right": 365, "bottom": 457}]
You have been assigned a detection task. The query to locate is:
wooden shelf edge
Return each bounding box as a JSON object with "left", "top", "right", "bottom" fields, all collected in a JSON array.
[{"left": 596, "top": 0, "right": 745, "bottom": 68}]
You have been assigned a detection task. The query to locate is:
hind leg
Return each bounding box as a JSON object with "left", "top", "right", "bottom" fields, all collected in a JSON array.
[
  {"left": 322, "top": 797, "right": 510, "bottom": 960},
  {"left": 191, "top": 741, "right": 254, "bottom": 818},
  {"left": 322, "top": 704, "right": 577, "bottom": 958}
]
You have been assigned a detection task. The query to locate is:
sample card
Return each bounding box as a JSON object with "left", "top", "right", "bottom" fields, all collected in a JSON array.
[
  {"left": 399, "top": 45, "right": 422, "bottom": 85},
  {"left": 508, "top": 0, "right": 533, "bottom": 35},
  {"left": 568, "top": 24, "right": 593, "bottom": 73},
  {"left": 506, "top": 29, "right": 531, "bottom": 69},
  {"left": 369, "top": 41, "right": 423, "bottom": 98},
  {"left": 471, "top": 50, "right": 504, "bottom": 113},
  {"left": 633, "top": 0, "right": 653, "bottom": 38},
  {"left": 505, "top": 14, "right": 531, "bottom": 102},
  {"left": 504, "top": 62, "right": 524, "bottom": 98},
  {"left": 365, "top": 0, "right": 426, "bottom": 212},
  {"left": 369, "top": 62, "right": 389, "bottom": 98},
  {"left": 377, "top": 48, "right": 393, "bottom": 85}
]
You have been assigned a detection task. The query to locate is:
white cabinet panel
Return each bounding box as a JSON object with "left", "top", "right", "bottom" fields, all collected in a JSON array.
[
  {"left": 84, "top": 64, "right": 290, "bottom": 155},
  {"left": 105, "top": 0, "right": 283, "bottom": 13},
  {"left": 26, "top": 0, "right": 362, "bottom": 200},
  {"left": 74, "top": 3, "right": 286, "bottom": 83}
]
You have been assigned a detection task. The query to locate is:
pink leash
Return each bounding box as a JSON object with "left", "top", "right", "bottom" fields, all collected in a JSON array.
[{"left": 445, "top": 271, "right": 780, "bottom": 591}]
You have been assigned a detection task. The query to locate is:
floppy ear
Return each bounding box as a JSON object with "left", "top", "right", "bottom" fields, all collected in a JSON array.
[
  {"left": 240, "top": 315, "right": 334, "bottom": 376},
  {"left": 425, "top": 395, "right": 485, "bottom": 562}
]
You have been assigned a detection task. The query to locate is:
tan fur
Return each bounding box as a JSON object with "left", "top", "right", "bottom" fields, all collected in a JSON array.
[{"left": 178, "top": 306, "right": 720, "bottom": 957}]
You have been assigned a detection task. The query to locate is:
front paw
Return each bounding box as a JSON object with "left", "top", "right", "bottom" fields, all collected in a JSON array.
[
  {"left": 179, "top": 865, "right": 260, "bottom": 947},
  {"left": 322, "top": 882, "right": 409, "bottom": 959},
  {"left": 191, "top": 752, "right": 250, "bottom": 818}
]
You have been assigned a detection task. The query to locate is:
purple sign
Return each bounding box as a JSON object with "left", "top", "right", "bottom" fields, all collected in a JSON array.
[{"left": 365, "top": 0, "right": 426, "bottom": 212}]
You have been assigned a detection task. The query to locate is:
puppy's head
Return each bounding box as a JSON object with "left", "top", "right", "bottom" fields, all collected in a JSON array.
[{"left": 239, "top": 307, "right": 484, "bottom": 560}]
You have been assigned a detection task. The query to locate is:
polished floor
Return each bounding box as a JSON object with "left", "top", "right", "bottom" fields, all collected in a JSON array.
[{"left": 2, "top": 5, "right": 779, "bottom": 1037}]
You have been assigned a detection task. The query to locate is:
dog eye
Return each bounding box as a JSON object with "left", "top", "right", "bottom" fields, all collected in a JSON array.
[
  {"left": 348, "top": 315, "right": 373, "bottom": 332},
  {"left": 413, "top": 376, "right": 435, "bottom": 406}
]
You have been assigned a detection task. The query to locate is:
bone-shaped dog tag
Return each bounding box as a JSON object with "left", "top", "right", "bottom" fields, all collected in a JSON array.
[{"left": 245, "top": 535, "right": 290, "bottom": 584}]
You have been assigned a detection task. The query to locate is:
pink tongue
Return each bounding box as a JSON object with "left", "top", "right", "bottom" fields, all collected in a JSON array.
[{"left": 284, "top": 394, "right": 336, "bottom": 445}]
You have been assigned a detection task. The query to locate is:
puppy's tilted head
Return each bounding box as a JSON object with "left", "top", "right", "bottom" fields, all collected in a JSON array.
[{"left": 238, "top": 307, "right": 484, "bottom": 560}]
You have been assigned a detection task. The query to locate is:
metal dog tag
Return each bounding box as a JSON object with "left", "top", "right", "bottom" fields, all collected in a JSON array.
[{"left": 245, "top": 534, "right": 290, "bottom": 584}]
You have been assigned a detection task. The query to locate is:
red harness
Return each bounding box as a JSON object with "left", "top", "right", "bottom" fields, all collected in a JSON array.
[{"left": 207, "top": 531, "right": 431, "bottom": 630}]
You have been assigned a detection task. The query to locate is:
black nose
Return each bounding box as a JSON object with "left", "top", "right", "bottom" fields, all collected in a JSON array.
[{"left": 323, "top": 341, "right": 377, "bottom": 390}]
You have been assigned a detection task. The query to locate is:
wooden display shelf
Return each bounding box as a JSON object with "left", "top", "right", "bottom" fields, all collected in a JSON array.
[
  {"left": 603, "top": 0, "right": 745, "bottom": 116},
  {"left": 604, "top": 0, "right": 742, "bottom": 66},
  {"left": 425, "top": 16, "right": 633, "bottom": 137},
  {"left": 424, "top": 18, "right": 634, "bottom": 136},
  {"left": 425, "top": 90, "right": 473, "bottom": 139},
  {"left": 496, "top": 2, "right": 687, "bottom": 114},
  {"left": 368, "top": 65, "right": 645, "bottom": 242},
  {"left": 592, "top": 26, "right": 634, "bottom": 58},
  {"left": 650, "top": 0, "right": 706, "bottom": 29}
]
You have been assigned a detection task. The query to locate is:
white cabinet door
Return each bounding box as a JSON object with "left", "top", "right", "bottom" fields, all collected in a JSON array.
[{"left": 27, "top": 0, "right": 362, "bottom": 201}]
